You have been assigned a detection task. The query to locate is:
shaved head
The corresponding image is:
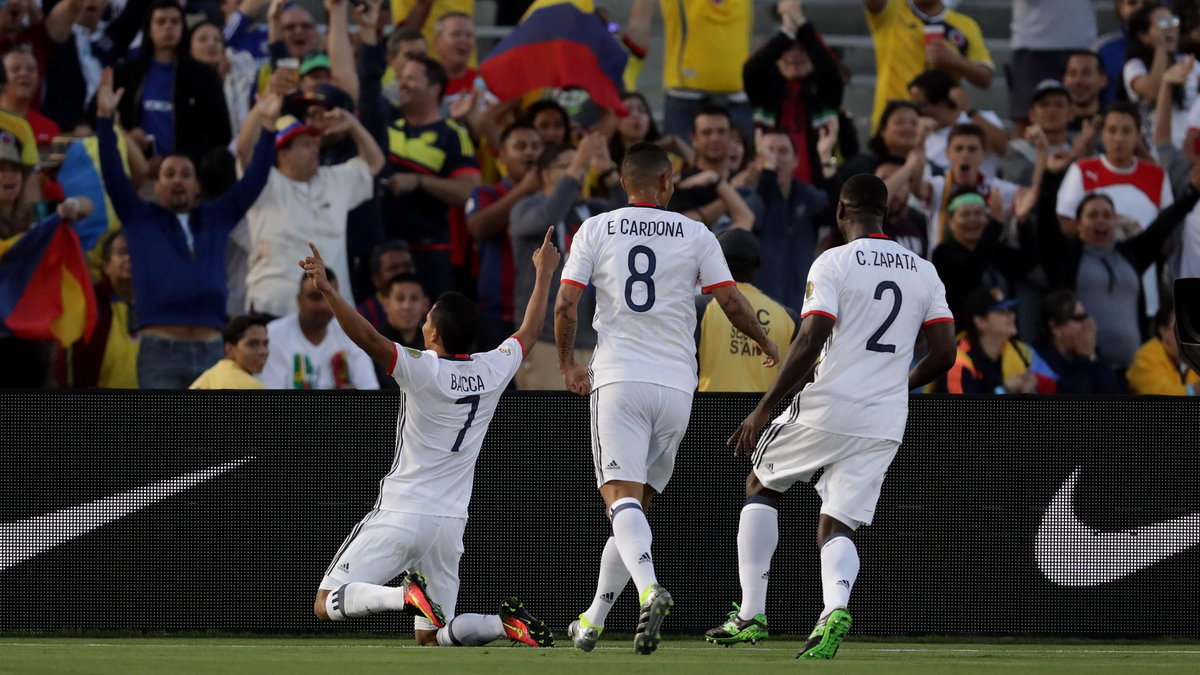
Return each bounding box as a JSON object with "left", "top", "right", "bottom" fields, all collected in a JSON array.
[
  {"left": 839, "top": 174, "right": 889, "bottom": 219},
  {"left": 620, "top": 142, "right": 672, "bottom": 191}
]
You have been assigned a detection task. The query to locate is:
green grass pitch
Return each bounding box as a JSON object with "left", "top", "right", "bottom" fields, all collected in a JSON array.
[{"left": 2, "top": 638, "right": 1198, "bottom": 674}]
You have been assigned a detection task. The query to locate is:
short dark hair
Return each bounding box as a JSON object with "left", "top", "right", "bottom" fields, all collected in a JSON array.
[
  {"left": 407, "top": 54, "right": 448, "bottom": 101},
  {"left": 760, "top": 129, "right": 796, "bottom": 153},
  {"left": 523, "top": 100, "right": 570, "bottom": 132},
  {"left": 1042, "top": 288, "right": 1080, "bottom": 333},
  {"left": 387, "top": 27, "right": 426, "bottom": 58},
  {"left": 908, "top": 70, "right": 956, "bottom": 106},
  {"left": 620, "top": 142, "right": 672, "bottom": 189},
  {"left": 224, "top": 314, "right": 269, "bottom": 345},
  {"left": 869, "top": 100, "right": 921, "bottom": 158},
  {"left": 500, "top": 120, "right": 538, "bottom": 145},
  {"left": 384, "top": 272, "right": 425, "bottom": 296},
  {"left": 1075, "top": 191, "right": 1115, "bottom": 221},
  {"left": 537, "top": 143, "right": 573, "bottom": 172},
  {"left": 371, "top": 240, "right": 412, "bottom": 276},
  {"left": 840, "top": 174, "right": 889, "bottom": 218},
  {"left": 1102, "top": 100, "right": 1142, "bottom": 129},
  {"left": 430, "top": 291, "right": 481, "bottom": 354},
  {"left": 1065, "top": 49, "right": 1103, "bottom": 73},
  {"left": 436, "top": 11, "right": 472, "bottom": 32},
  {"left": 947, "top": 123, "right": 986, "bottom": 146},
  {"left": 298, "top": 266, "right": 336, "bottom": 290},
  {"left": 693, "top": 103, "right": 732, "bottom": 126}
]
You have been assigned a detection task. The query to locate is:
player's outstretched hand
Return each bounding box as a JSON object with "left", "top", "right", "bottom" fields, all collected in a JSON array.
[
  {"left": 562, "top": 363, "right": 591, "bottom": 396},
  {"left": 532, "top": 226, "right": 561, "bottom": 275},
  {"left": 728, "top": 408, "right": 770, "bottom": 456},
  {"left": 297, "top": 241, "right": 334, "bottom": 293},
  {"left": 757, "top": 338, "right": 780, "bottom": 367}
]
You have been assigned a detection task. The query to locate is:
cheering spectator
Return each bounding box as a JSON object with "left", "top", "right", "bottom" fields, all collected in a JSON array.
[
  {"left": 1041, "top": 153, "right": 1200, "bottom": 374},
  {"left": 189, "top": 20, "right": 259, "bottom": 137},
  {"left": 1, "top": 49, "right": 59, "bottom": 148},
  {"left": 110, "top": 0, "right": 231, "bottom": 163},
  {"left": 0, "top": 117, "right": 41, "bottom": 240},
  {"left": 239, "top": 101, "right": 383, "bottom": 317},
  {"left": 356, "top": 240, "right": 416, "bottom": 331},
  {"left": 659, "top": 0, "right": 752, "bottom": 137},
  {"left": 918, "top": 124, "right": 1021, "bottom": 248},
  {"left": 1123, "top": 5, "right": 1200, "bottom": 146},
  {"left": 696, "top": 228, "right": 797, "bottom": 393},
  {"left": 609, "top": 91, "right": 693, "bottom": 169},
  {"left": 668, "top": 105, "right": 754, "bottom": 228},
  {"left": 381, "top": 27, "right": 427, "bottom": 109},
  {"left": 1007, "top": 0, "right": 1097, "bottom": 124},
  {"left": 1001, "top": 80, "right": 1075, "bottom": 186},
  {"left": 378, "top": 272, "right": 428, "bottom": 350},
  {"left": 1063, "top": 50, "right": 1108, "bottom": 133},
  {"left": 836, "top": 100, "right": 921, "bottom": 183},
  {"left": 96, "top": 68, "right": 276, "bottom": 388},
  {"left": 1127, "top": 300, "right": 1200, "bottom": 394},
  {"left": 65, "top": 229, "right": 139, "bottom": 388},
  {"left": 752, "top": 130, "right": 829, "bottom": 309},
  {"left": 1056, "top": 102, "right": 1173, "bottom": 316},
  {"left": 266, "top": 0, "right": 320, "bottom": 64},
  {"left": 258, "top": 271, "right": 379, "bottom": 390},
  {"left": 908, "top": 70, "right": 1008, "bottom": 176},
  {"left": 743, "top": 0, "right": 843, "bottom": 186},
  {"left": 466, "top": 121, "right": 544, "bottom": 349},
  {"left": 0, "top": 0, "right": 78, "bottom": 106},
  {"left": 1093, "top": 0, "right": 1154, "bottom": 104},
  {"left": 509, "top": 139, "right": 622, "bottom": 390},
  {"left": 375, "top": 55, "right": 480, "bottom": 299},
  {"left": 864, "top": 0, "right": 993, "bottom": 131},
  {"left": 189, "top": 314, "right": 269, "bottom": 389},
  {"left": 1034, "top": 289, "right": 1123, "bottom": 394},
  {"left": 932, "top": 190, "right": 1036, "bottom": 329},
  {"left": 432, "top": 12, "right": 478, "bottom": 102},
  {"left": 223, "top": 0, "right": 271, "bottom": 61},
  {"left": 936, "top": 286, "right": 1054, "bottom": 394},
  {"left": 524, "top": 99, "right": 571, "bottom": 147}
]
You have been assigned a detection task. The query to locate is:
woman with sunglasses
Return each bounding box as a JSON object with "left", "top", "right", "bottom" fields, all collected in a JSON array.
[
  {"left": 1033, "top": 289, "right": 1123, "bottom": 394},
  {"left": 1123, "top": 5, "right": 1200, "bottom": 146}
]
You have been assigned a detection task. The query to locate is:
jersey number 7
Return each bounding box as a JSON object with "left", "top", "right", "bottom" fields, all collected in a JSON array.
[{"left": 450, "top": 395, "right": 480, "bottom": 452}]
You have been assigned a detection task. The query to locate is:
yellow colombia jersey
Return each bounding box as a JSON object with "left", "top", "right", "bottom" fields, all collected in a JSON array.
[
  {"left": 660, "top": 0, "right": 751, "bottom": 93},
  {"left": 98, "top": 300, "right": 139, "bottom": 389},
  {"left": 866, "top": 0, "right": 991, "bottom": 130},
  {"left": 190, "top": 359, "right": 266, "bottom": 390},
  {"left": 392, "top": 0, "right": 476, "bottom": 64},
  {"left": 698, "top": 282, "right": 797, "bottom": 392}
]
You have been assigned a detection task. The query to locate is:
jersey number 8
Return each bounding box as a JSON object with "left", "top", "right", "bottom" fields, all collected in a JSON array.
[{"left": 624, "top": 245, "right": 656, "bottom": 312}]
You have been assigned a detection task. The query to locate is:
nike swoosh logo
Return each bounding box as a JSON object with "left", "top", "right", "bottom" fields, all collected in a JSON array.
[
  {"left": 1035, "top": 466, "right": 1200, "bottom": 587},
  {"left": 0, "top": 457, "right": 253, "bottom": 572}
]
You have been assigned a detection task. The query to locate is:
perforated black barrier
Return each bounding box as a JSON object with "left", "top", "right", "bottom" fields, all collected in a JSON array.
[{"left": 2, "top": 391, "right": 1198, "bottom": 638}]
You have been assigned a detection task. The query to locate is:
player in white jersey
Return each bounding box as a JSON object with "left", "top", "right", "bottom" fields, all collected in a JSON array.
[
  {"left": 299, "top": 228, "right": 562, "bottom": 648},
  {"left": 555, "top": 143, "right": 780, "bottom": 654},
  {"left": 711, "top": 175, "right": 957, "bottom": 659}
]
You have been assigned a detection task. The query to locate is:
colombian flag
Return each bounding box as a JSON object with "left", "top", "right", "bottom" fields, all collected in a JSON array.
[
  {"left": 0, "top": 214, "right": 97, "bottom": 347},
  {"left": 480, "top": 0, "right": 628, "bottom": 115},
  {"left": 57, "top": 134, "right": 132, "bottom": 276}
]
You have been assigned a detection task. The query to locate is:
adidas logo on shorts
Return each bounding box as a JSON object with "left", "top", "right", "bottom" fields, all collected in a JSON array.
[
  {"left": 606, "top": 460, "right": 621, "bottom": 470},
  {"left": 638, "top": 551, "right": 652, "bottom": 564},
  {"left": 339, "top": 562, "right": 350, "bottom": 572},
  {"left": 765, "top": 462, "right": 774, "bottom": 472}
]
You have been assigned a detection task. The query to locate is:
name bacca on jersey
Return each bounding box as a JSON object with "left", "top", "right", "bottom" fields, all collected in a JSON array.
[{"left": 795, "top": 236, "right": 952, "bottom": 443}]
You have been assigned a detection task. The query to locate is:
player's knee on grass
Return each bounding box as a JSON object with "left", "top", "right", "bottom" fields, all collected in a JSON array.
[
  {"left": 313, "top": 590, "right": 330, "bottom": 620},
  {"left": 415, "top": 629, "right": 439, "bottom": 646}
]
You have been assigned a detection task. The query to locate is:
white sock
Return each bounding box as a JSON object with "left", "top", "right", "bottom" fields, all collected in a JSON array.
[
  {"left": 435, "top": 614, "right": 505, "bottom": 646},
  {"left": 581, "top": 536, "right": 631, "bottom": 627},
  {"left": 325, "top": 583, "right": 405, "bottom": 620},
  {"left": 736, "top": 501, "right": 779, "bottom": 620},
  {"left": 609, "top": 497, "right": 657, "bottom": 600},
  {"left": 820, "top": 534, "right": 859, "bottom": 617}
]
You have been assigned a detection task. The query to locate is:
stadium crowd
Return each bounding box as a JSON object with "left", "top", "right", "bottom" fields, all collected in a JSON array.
[{"left": 0, "top": 0, "right": 1196, "bottom": 396}]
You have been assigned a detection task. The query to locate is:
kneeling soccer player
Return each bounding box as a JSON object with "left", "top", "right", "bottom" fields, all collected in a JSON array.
[
  {"left": 710, "top": 175, "right": 956, "bottom": 658},
  {"left": 301, "top": 228, "right": 563, "bottom": 647}
]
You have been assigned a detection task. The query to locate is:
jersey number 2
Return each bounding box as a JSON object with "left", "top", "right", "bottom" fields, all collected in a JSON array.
[
  {"left": 866, "top": 281, "right": 902, "bottom": 353},
  {"left": 450, "top": 395, "right": 480, "bottom": 452},
  {"left": 624, "top": 245, "right": 656, "bottom": 312}
]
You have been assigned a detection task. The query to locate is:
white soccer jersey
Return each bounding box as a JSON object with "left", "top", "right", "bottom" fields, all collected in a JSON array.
[
  {"left": 560, "top": 205, "right": 734, "bottom": 393},
  {"left": 794, "top": 235, "right": 952, "bottom": 442},
  {"left": 376, "top": 337, "right": 524, "bottom": 518}
]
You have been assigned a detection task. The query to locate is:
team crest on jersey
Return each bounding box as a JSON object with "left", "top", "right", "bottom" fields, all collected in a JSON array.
[
  {"left": 498, "top": 345, "right": 512, "bottom": 356},
  {"left": 805, "top": 281, "right": 814, "bottom": 299},
  {"left": 404, "top": 347, "right": 422, "bottom": 358}
]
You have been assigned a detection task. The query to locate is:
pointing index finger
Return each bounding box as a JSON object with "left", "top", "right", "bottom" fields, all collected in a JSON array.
[
  {"left": 543, "top": 226, "right": 555, "bottom": 248},
  {"left": 307, "top": 241, "right": 323, "bottom": 259}
]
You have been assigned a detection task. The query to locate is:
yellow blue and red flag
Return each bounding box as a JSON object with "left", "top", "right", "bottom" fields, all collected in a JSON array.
[
  {"left": 480, "top": 0, "right": 628, "bottom": 114},
  {"left": 0, "top": 214, "right": 97, "bottom": 347}
]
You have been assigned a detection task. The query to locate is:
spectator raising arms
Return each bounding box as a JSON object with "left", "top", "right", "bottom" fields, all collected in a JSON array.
[{"left": 95, "top": 67, "right": 277, "bottom": 388}]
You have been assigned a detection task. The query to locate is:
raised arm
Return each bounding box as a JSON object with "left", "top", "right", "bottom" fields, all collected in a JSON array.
[
  {"left": 214, "top": 94, "right": 281, "bottom": 221},
  {"left": 45, "top": 0, "right": 82, "bottom": 43},
  {"left": 709, "top": 284, "right": 779, "bottom": 365},
  {"left": 1124, "top": 165, "right": 1200, "bottom": 272},
  {"left": 324, "top": 0, "right": 360, "bottom": 104},
  {"left": 323, "top": 107, "right": 385, "bottom": 175},
  {"left": 512, "top": 227, "right": 562, "bottom": 355},
  {"left": 728, "top": 312, "right": 832, "bottom": 455},
  {"left": 93, "top": 69, "right": 143, "bottom": 221},
  {"left": 354, "top": 0, "right": 390, "bottom": 147},
  {"left": 300, "top": 242, "right": 395, "bottom": 367}
]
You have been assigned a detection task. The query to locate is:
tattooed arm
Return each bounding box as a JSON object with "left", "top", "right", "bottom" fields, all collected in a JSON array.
[
  {"left": 709, "top": 284, "right": 780, "bottom": 367},
  {"left": 554, "top": 281, "right": 590, "bottom": 395}
]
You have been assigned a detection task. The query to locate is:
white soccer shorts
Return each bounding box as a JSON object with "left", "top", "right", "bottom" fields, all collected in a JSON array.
[
  {"left": 590, "top": 381, "right": 693, "bottom": 493},
  {"left": 319, "top": 509, "right": 466, "bottom": 630},
  {"left": 751, "top": 421, "right": 899, "bottom": 529}
]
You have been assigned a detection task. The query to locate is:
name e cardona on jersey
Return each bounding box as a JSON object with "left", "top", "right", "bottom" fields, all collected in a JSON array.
[{"left": 605, "top": 218, "right": 685, "bottom": 238}]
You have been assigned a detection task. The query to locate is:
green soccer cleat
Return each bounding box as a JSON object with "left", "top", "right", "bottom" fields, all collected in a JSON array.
[
  {"left": 634, "top": 585, "right": 674, "bottom": 655},
  {"left": 704, "top": 603, "right": 769, "bottom": 646},
  {"left": 499, "top": 597, "right": 555, "bottom": 648},
  {"left": 796, "top": 608, "right": 852, "bottom": 659},
  {"left": 567, "top": 615, "right": 603, "bottom": 652}
]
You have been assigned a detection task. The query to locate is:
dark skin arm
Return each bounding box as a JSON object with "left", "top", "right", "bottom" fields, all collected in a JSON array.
[
  {"left": 908, "top": 320, "right": 958, "bottom": 390},
  {"left": 728, "top": 313, "right": 835, "bottom": 455}
]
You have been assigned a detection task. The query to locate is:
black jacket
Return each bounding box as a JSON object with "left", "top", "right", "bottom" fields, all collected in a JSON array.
[{"left": 111, "top": 54, "right": 231, "bottom": 163}]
